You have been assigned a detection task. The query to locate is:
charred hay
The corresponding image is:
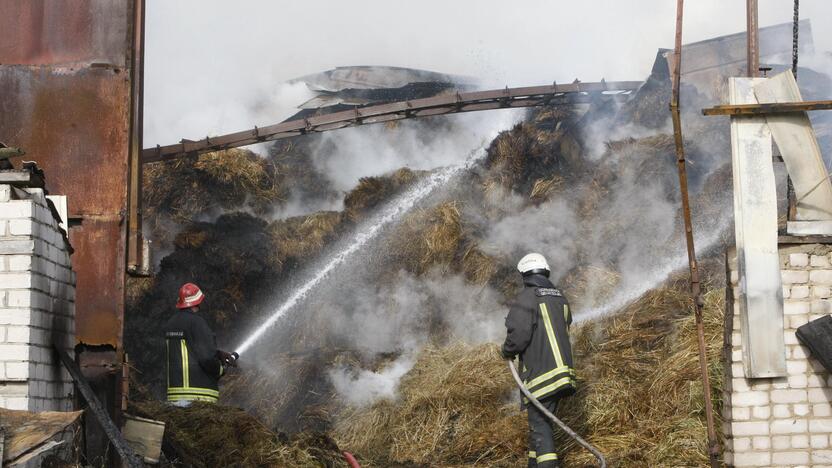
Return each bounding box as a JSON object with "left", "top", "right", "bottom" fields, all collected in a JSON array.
[
  {"left": 143, "top": 149, "right": 283, "bottom": 246},
  {"left": 130, "top": 401, "right": 345, "bottom": 468}
]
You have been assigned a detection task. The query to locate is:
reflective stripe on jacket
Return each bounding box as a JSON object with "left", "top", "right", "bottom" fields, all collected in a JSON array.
[
  {"left": 164, "top": 309, "right": 224, "bottom": 403},
  {"left": 502, "top": 274, "right": 576, "bottom": 401}
]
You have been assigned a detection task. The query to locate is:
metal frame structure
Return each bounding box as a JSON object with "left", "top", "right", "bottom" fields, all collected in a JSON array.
[{"left": 141, "top": 81, "right": 641, "bottom": 163}]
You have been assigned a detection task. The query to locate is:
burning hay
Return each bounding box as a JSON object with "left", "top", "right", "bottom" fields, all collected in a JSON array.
[
  {"left": 332, "top": 279, "right": 724, "bottom": 467},
  {"left": 131, "top": 401, "right": 346, "bottom": 468}
]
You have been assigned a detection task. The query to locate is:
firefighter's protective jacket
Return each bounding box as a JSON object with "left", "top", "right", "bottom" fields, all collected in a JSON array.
[
  {"left": 502, "top": 274, "right": 576, "bottom": 401},
  {"left": 164, "top": 309, "right": 224, "bottom": 403}
]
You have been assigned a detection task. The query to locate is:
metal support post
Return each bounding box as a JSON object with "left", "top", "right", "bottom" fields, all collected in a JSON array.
[{"left": 670, "top": 1, "right": 720, "bottom": 466}]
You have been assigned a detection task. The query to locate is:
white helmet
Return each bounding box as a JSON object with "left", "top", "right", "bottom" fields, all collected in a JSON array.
[{"left": 517, "top": 253, "right": 550, "bottom": 277}]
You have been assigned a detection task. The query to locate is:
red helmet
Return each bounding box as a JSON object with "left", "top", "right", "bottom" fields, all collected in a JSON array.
[{"left": 176, "top": 283, "right": 205, "bottom": 309}]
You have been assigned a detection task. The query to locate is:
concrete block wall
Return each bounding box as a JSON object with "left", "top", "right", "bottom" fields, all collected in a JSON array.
[
  {"left": 0, "top": 184, "right": 75, "bottom": 411},
  {"left": 724, "top": 244, "right": 832, "bottom": 467}
]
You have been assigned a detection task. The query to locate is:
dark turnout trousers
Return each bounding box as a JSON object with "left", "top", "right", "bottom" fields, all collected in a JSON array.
[{"left": 527, "top": 396, "right": 560, "bottom": 468}]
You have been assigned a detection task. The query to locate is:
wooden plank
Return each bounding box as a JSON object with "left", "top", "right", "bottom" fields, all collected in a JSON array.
[
  {"left": 702, "top": 99, "right": 832, "bottom": 116},
  {"left": 780, "top": 234, "right": 832, "bottom": 244},
  {"left": 730, "top": 77, "right": 787, "bottom": 378},
  {"left": 754, "top": 71, "right": 832, "bottom": 221},
  {"left": 0, "top": 408, "right": 81, "bottom": 463}
]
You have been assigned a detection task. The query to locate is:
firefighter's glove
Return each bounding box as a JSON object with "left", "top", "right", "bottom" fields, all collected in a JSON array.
[
  {"left": 216, "top": 350, "right": 238, "bottom": 367},
  {"left": 500, "top": 346, "right": 515, "bottom": 360}
]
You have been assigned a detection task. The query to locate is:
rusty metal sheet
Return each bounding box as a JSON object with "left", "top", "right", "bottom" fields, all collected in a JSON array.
[
  {"left": 0, "top": 65, "right": 130, "bottom": 348},
  {"left": 678, "top": 19, "right": 811, "bottom": 75},
  {"left": 0, "top": 0, "right": 131, "bottom": 66},
  {"left": 0, "top": 0, "right": 136, "bottom": 350}
]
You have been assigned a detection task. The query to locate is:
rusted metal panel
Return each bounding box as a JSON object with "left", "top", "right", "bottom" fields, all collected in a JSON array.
[
  {"left": 0, "top": 0, "right": 136, "bottom": 350},
  {"left": 0, "top": 0, "right": 131, "bottom": 66},
  {"left": 0, "top": 66, "right": 130, "bottom": 348}
]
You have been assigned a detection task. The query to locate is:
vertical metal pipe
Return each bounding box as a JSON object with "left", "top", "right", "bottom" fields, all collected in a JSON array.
[
  {"left": 127, "top": 0, "right": 146, "bottom": 273},
  {"left": 792, "top": 0, "right": 800, "bottom": 77},
  {"left": 747, "top": 0, "right": 760, "bottom": 77},
  {"left": 670, "top": 1, "right": 721, "bottom": 466}
]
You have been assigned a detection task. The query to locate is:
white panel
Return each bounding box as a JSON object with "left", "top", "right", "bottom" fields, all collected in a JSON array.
[
  {"left": 730, "top": 77, "right": 787, "bottom": 378},
  {"left": 786, "top": 221, "right": 832, "bottom": 236},
  {"left": 754, "top": 70, "right": 832, "bottom": 221}
]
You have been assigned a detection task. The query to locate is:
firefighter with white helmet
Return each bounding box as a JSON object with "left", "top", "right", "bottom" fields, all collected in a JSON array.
[
  {"left": 163, "top": 283, "right": 237, "bottom": 406},
  {"left": 502, "top": 253, "right": 576, "bottom": 468}
]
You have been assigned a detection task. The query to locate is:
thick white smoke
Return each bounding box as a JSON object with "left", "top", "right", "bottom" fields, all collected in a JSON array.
[
  {"left": 328, "top": 356, "right": 415, "bottom": 407},
  {"left": 323, "top": 271, "right": 505, "bottom": 402},
  {"left": 310, "top": 110, "right": 523, "bottom": 192}
]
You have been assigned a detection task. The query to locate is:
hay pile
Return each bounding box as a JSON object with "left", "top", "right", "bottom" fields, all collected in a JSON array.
[
  {"left": 143, "top": 149, "right": 283, "bottom": 246},
  {"left": 343, "top": 168, "right": 423, "bottom": 222},
  {"left": 482, "top": 121, "right": 574, "bottom": 197},
  {"left": 389, "top": 201, "right": 464, "bottom": 275},
  {"left": 555, "top": 282, "right": 724, "bottom": 466},
  {"left": 332, "top": 279, "right": 724, "bottom": 467},
  {"left": 268, "top": 211, "right": 343, "bottom": 269},
  {"left": 334, "top": 343, "right": 525, "bottom": 467},
  {"left": 131, "top": 401, "right": 346, "bottom": 468}
]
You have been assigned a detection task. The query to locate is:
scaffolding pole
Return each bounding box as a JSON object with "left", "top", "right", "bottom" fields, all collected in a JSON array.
[{"left": 670, "top": 1, "right": 721, "bottom": 466}]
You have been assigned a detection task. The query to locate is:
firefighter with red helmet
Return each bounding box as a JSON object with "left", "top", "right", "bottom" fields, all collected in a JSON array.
[{"left": 164, "top": 283, "right": 237, "bottom": 406}]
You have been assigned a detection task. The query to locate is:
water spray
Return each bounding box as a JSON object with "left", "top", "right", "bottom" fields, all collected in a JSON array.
[
  {"left": 233, "top": 148, "right": 488, "bottom": 355},
  {"left": 577, "top": 219, "right": 728, "bottom": 323}
]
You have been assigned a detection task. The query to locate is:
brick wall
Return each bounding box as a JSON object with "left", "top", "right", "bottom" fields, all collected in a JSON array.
[
  {"left": 724, "top": 244, "right": 832, "bottom": 467},
  {"left": 0, "top": 184, "right": 75, "bottom": 411}
]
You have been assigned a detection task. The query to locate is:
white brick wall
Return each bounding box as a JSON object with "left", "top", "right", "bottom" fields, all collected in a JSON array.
[
  {"left": 0, "top": 185, "right": 75, "bottom": 412},
  {"left": 725, "top": 245, "right": 832, "bottom": 467}
]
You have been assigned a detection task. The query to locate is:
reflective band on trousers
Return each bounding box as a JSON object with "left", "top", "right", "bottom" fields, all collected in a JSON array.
[
  {"left": 167, "top": 387, "right": 219, "bottom": 397},
  {"left": 167, "top": 394, "right": 218, "bottom": 403},
  {"left": 537, "top": 453, "right": 558, "bottom": 462},
  {"left": 167, "top": 387, "right": 219, "bottom": 403},
  {"left": 528, "top": 451, "right": 537, "bottom": 458}
]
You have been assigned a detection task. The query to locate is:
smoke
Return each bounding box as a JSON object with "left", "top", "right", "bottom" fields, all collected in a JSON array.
[
  {"left": 484, "top": 196, "right": 579, "bottom": 282},
  {"left": 145, "top": 1, "right": 832, "bottom": 147},
  {"left": 309, "top": 110, "right": 523, "bottom": 192},
  {"left": 145, "top": 80, "right": 313, "bottom": 152},
  {"left": 328, "top": 355, "right": 415, "bottom": 407},
  {"left": 325, "top": 271, "right": 505, "bottom": 404}
]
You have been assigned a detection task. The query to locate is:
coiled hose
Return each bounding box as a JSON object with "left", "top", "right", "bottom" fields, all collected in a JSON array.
[{"left": 507, "top": 359, "right": 606, "bottom": 468}]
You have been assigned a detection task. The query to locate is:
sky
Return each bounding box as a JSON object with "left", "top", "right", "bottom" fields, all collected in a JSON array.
[{"left": 144, "top": 0, "right": 832, "bottom": 147}]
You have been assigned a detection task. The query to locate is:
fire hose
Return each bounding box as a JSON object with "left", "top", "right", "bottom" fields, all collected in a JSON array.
[{"left": 506, "top": 359, "right": 606, "bottom": 468}]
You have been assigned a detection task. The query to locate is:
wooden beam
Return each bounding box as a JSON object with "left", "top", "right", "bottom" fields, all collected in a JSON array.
[{"left": 703, "top": 99, "right": 832, "bottom": 116}]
